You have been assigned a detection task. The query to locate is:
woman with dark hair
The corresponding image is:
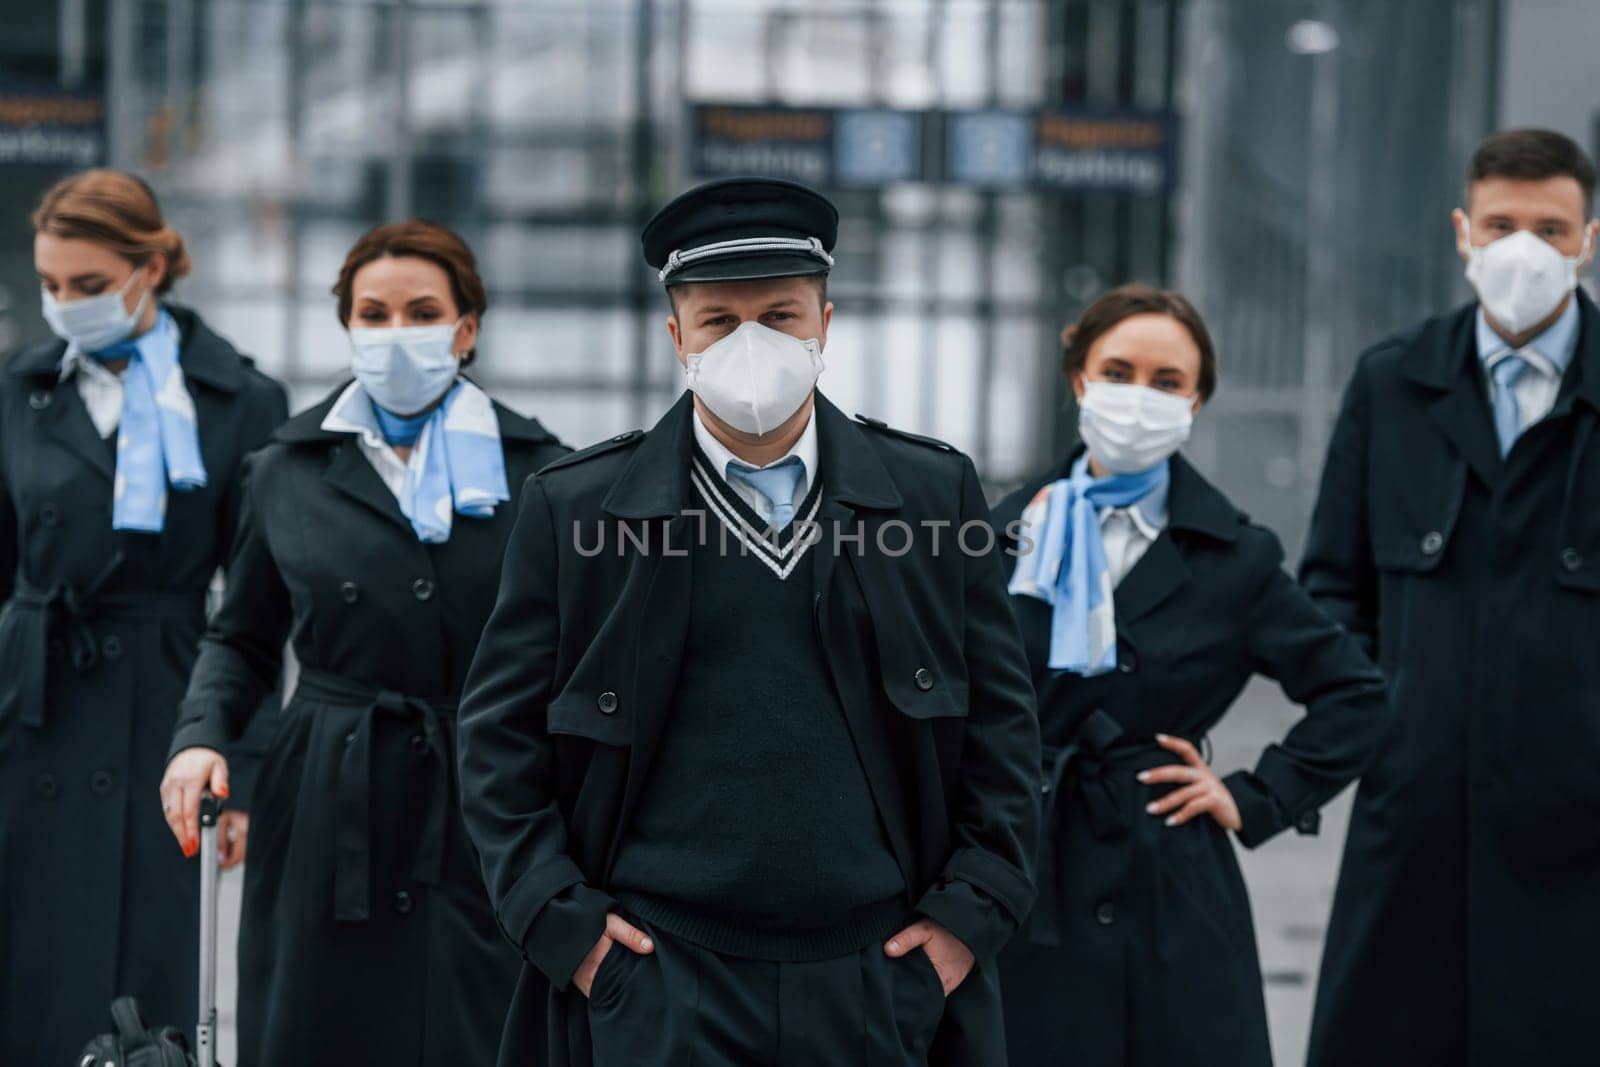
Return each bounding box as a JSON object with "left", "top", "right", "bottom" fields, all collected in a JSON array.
[
  {"left": 992, "top": 284, "right": 1389, "bottom": 1066},
  {"left": 0, "top": 169, "right": 287, "bottom": 1062},
  {"left": 160, "top": 219, "right": 570, "bottom": 1064}
]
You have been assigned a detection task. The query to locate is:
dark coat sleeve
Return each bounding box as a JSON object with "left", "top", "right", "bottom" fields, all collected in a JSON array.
[
  {"left": 456, "top": 474, "right": 615, "bottom": 991},
  {"left": 167, "top": 450, "right": 294, "bottom": 763},
  {"left": 214, "top": 373, "right": 291, "bottom": 808},
  {"left": 0, "top": 398, "right": 14, "bottom": 606},
  {"left": 1223, "top": 529, "right": 1390, "bottom": 848},
  {"left": 912, "top": 457, "right": 1041, "bottom": 960},
  {"left": 1300, "top": 355, "right": 1378, "bottom": 656}
]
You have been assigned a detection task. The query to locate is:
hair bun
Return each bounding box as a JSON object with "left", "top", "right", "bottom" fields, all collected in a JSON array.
[
  {"left": 1060, "top": 323, "right": 1081, "bottom": 349},
  {"left": 158, "top": 226, "right": 192, "bottom": 291}
]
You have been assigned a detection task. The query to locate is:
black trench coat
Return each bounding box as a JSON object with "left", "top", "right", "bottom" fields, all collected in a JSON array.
[
  {"left": 1303, "top": 291, "right": 1600, "bottom": 1066},
  {"left": 456, "top": 391, "right": 1041, "bottom": 1067},
  {"left": 990, "top": 451, "right": 1387, "bottom": 1067},
  {"left": 0, "top": 307, "right": 287, "bottom": 1064},
  {"left": 166, "top": 384, "right": 569, "bottom": 1066}
]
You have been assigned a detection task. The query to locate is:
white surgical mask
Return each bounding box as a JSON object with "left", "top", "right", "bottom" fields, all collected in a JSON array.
[
  {"left": 683, "top": 321, "right": 824, "bottom": 436},
  {"left": 349, "top": 321, "right": 462, "bottom": 416},
  {"left": 40, "top": 270, "right": 151, "bottom": 354},
  {"left": 1077, "top": 380, "right": 1195, "bottom": 475},
  {"left": 1462, "top": 220, "right": 1591, "bottom": 336}
]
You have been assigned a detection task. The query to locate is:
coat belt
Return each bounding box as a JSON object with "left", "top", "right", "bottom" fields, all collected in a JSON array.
[
  {"left": 294, "top": 668, "right": 455, "bottom": 923},
  {"left": 1029, "top": 708, "right": 1204, "bottom": 948},
  {"left": 0, "top": 559, "right": 205, "bottom": 730}
]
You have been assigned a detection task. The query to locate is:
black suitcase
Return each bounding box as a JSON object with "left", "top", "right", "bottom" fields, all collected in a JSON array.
[{"left": 78, "top": 795, "right": 222, "bottom": 1067}]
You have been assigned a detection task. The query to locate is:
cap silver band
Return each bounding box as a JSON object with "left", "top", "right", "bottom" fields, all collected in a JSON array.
[{"left": 659, "top": 235, "right": 833, "bottom": 282}]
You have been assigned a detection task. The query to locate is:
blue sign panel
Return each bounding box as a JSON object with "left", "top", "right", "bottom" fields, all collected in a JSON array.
[
  {"left": 690, "top": 105, "right": 833, "bottom": 186},
  {"left": 1031, "top": 109, "right": 1175, "bottom": 195},
  {"left": 834, "top": 109, "right": 921, "bottom": 186},
  {"left": 0, "top": 78, "right": 104, "bottom": 168},
  {"left": 946, "top": 110, "right": 1033, "bottom": 187},
  {"left": 688, "top": 102, "right": 1178, "bottom": 196}
]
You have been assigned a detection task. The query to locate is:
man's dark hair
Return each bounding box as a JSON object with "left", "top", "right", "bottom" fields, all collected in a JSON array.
[
  {"left": 1467, "top": 128, "right": 1596, "bottom": 208},
  {"left": 667, "top": 274, "right": 829, "bottom": 318}
]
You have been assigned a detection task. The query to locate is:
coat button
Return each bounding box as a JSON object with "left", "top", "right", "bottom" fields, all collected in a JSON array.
[
  {"left": 39, "top": 502, "right": 59, "bottom": 527},
  {"left": 597, "top": 691, "right": 619, "bottom": 715},
  {"left": 393, "top": 890, "right": 413, "bottom": 915},
  {"left": 1040, "top": 781, "right": 1052, "bottom": 796},
  {"left": 409, "top": 733, "right": 428, "bottom": 754},
  {"left": 36, "top": 774, "right": 58, "bottom": 799},
  {"left": 411, "top": 578, "right": 435, "bottom": 602},
  {"left": 1420, "top": 531, "right": 1445, "bottom": 556},
  {"left": 913, "top": 668, "right": 934, "bottom": 691},
  {"left": 344, "top": 731, "right": 357, "bottom": 744},
  {"left": 102, "top": 635, "right": 123, "bottom": 660},
  {"left": 1295, "top": 809, "right": 1322, "bottom": 835},
  {"left": 1561, "top": 547, "right": 1583, "bottom": 573},
  {"left": 1095, "top": 902, "right": 1117, "bottom": 926},
  {"left": 90, "top": 770, "right": 114, "bottom": 795},
  {"left": 28, "top": 389, "right": 52, "bottom": 410},
  {"left": 340, "top": 581, "right": 360, "bottom": 604}
]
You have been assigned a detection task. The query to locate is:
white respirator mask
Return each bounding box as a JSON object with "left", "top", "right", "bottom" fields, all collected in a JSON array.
[{"left": 683, "top": 320, "right": 824, "bottom": 436}]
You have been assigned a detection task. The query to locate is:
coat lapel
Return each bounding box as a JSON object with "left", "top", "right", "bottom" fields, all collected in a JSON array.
[
  {"left": 39, "top": 380, "right": 117, "bottom": 484},
  {"left": 1403, "top": 304, "right": 1503, "bottom": 488},
  {"left": 809, "top": 397, "right": 921, "bottom": 881},
  {"left": 321, "top": 439, "right": 415, "bottom": 533},
  {"left": 601, "top": 394, "right": 697, "bottom": 849},
  {"left": 1111, "top": 455, "right": 1242, "bottom": 626}
]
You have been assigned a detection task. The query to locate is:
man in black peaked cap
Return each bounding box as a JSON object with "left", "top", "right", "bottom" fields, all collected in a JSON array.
[{"left": 457, "top": 177, "right": 1040, "bottom": 1067}]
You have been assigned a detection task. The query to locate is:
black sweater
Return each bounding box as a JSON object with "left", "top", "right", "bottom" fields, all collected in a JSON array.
[{"left": 608, "top": 460, "right": 907, "bottom": 959}]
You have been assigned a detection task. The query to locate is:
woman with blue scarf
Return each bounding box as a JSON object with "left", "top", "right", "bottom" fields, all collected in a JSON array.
[
  {"left": 991, "top": 285, "right": 1389, "bottom": 1067},
  {"left": 0, "top": 170, "right": 288, "bottom": 1062},
  {"left": 159, "top": 220, "right": 570, "bottom": 1065}
]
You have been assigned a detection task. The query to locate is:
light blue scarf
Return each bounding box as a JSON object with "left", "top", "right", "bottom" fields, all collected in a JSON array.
[
  {"left": 1008, "top": 455, "right": 1169, "bottom": 674},
  {"left": 80, "top": 308, "right": 208, "bottom": 533},
  {"left": 329, "top": 379, "right": 510, "bottom": 542}
]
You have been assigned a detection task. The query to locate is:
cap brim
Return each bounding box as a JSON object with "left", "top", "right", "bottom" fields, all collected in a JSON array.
[{"left": 665, "top": 252, "right": 831, "bottom": 286}]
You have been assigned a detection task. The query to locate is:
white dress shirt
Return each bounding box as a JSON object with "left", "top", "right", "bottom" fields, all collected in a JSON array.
[
  {"left": 62, "top": 354, "right": 125, "bottom": 439},
  {"left": 57, "top": 312, "right": 184, "bottom": 439},
  {"left": 1477, "top": 296, "right": 1581, "bottom": 434},
  {"left": 321, "top": 381, "right": 421, "bottom": 502},
  {"left": 691, "top": 406, "right": 819, "bottom": 523}
]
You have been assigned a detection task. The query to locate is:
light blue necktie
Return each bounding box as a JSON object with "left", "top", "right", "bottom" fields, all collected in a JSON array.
[
  {"left": 1490, "top": 353, "right": 1529, "bottom": 456},
  {"left": 727, "top": 455, "right": 804, "bottom": 531}
]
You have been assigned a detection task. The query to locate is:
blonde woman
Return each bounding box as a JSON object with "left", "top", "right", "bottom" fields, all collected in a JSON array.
[{"left": 0, "top": 169, "right": 287, "bottom": 1061}]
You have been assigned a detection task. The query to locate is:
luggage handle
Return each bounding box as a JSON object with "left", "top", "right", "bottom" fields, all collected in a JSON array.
[{"left": 197, "top": 793, "right": 221, "bottom": 1067}]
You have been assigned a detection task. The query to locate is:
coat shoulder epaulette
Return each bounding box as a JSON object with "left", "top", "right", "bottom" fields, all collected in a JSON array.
[
  {"left": 852, "top": 413, "right": 957, "bottom": 453},
  {"left": 536, "top": 429, "right": 643, "bottom": 475}
]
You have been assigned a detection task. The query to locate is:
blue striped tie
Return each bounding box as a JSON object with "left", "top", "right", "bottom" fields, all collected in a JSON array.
[
  {"left": 1490, "top": 353, "right": 1529, "bottom": 456},
  {"left": 727, "top": 456, "right": 804, "bottom": 531}
]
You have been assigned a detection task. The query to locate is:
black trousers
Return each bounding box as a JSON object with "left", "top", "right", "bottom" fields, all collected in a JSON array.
[{"left": 585, "top": 919, "right": 948, "bottom": 1066}]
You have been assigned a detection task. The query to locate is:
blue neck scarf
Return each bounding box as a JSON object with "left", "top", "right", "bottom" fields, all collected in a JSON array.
[
  {"left": 84, "top": 308, "right": 208, "bottom": 533},
  {"left": 1008, "top": 456, "right": 1170, "bottom": 674},
  {"left": 372, "top": 403, "right": 430, "bottom": 447},
  {"left": 339, "top": 380, "right": 510, "bottom": 543}
]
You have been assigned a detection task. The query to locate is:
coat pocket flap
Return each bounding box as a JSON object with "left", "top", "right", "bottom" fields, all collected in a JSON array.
[
  {"left": 547, "top": 687, "right": 632, "bottom": 747},
  {"left": 1370, "top": 461, "right": 1466, "bottom": 574},
  {"left": 882, "top": 670, "right": 969, "bottom": 719}
]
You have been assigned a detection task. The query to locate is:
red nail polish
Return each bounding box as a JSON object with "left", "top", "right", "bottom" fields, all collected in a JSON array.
[
  {"left": 217, "top": 784, "right": 229, "bottom": 799},
  {"left": 183, "top": 840, "right": 196, "bottom": 858}
]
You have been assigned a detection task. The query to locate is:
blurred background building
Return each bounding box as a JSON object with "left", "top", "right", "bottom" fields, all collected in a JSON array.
[{"left": 3, "top": 1, "right": 1597, "bottom": 1063}]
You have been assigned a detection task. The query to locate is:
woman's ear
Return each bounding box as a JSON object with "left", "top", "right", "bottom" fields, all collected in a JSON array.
[
  {"left": 1190, "top": 393, "right": 1205, "bottom": 416},
  {"left": 1070, "top": 371, "right": 1087, "bottom": 401},
  {"left": 138, "top": 253, "right": 166, "bottom": 298},
  {"left": 452, "top": 313, "right": 479, "bottom": 360}
]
